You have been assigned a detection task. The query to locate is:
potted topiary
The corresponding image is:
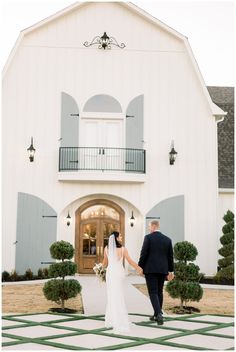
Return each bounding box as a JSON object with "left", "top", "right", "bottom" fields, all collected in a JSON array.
[
  {"left": 166, "top": 241, "right": 203, "bottom": 313},
  {"left": 43, "top": 240, "right": 82, "bottom": 313}
]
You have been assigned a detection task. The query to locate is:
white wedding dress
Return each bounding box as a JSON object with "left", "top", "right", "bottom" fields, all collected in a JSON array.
[{"left": 105, "top": 235, "right": 130, "bottom": 333}]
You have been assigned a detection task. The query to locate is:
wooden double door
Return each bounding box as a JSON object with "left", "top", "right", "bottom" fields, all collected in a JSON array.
[{"left": 75, "top": 200, "right": 124, "bottom": 274}]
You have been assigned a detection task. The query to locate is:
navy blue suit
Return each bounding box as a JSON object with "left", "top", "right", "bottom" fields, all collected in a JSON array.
[{"left": 138, "top": 231, "right": 174, "bottom": 315}]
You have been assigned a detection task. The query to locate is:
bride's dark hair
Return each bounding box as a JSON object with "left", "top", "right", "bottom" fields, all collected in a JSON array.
[{"left": 110, "top": 231, "right": 122, "bottom": 248}]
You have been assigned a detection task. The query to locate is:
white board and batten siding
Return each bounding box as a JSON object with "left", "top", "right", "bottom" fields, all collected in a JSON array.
[{"left": 2, "top": 2, "right": 226, "bottom": 275}]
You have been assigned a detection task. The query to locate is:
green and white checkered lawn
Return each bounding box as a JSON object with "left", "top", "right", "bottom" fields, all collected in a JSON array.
[{"left": 2, "top": 312, "right": 234, "bottom": 350}]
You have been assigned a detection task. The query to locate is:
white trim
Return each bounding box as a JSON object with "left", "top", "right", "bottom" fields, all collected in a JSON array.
[
  {"left": 218, "top": 188, "right": 234, "bottom": 194},
  {"left": 215, "top": 114, "right": 226, "bottom": 123},
  {"left": 2, "top": 33, "right": 23, "bottom": 76},
  {"left": 58, "top": 171, "right": 146, "bottom": 183},
  {"left": 212, "top": 103, "right": 227, "bottom": 117},
  {"left": 123, "top": 2, "right": 186, "bottom": 41},
  {"left": 2, "top": 2, "right": 86, "bottom": 76},
  {"left": 182, "top": 37, "right": 226, "bottom": 117},
  {"left": 81, "top": 112, "right": 124, "bottom": 120}
]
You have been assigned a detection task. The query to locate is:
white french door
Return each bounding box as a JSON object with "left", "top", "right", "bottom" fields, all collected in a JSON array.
[{"left": 80, "top": 118, "right": 124, "bottom": 170}]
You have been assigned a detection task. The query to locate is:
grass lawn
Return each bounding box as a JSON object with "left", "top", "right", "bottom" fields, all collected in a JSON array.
[
  {"left": 134, "top": 284, "right": 234, "bottom": 315},
  {"left": 2, "top": 283, "right": 83, "bottom": 314},
  {"left": 2, "top": 282, "right": 234, "bottom": 316}
]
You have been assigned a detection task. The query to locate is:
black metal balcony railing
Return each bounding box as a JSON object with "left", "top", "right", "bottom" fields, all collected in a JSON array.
[{"left": 59, "top": 147, "right": 146, "bottom": 173}]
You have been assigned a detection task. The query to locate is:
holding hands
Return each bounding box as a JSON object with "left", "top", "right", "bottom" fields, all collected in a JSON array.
[
  {"left": 167, "top": 272, "right": 175, "bottom": 281},
  {"left": 136, "top": 266, "right": 143, "bottom": 276}
]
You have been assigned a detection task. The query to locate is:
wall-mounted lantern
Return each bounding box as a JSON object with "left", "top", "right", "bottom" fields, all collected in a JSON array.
[
  {"left": 83, "top": 32, "right": 126, "bottom": 50},
  {"left": 66, "top": 211, "right": 71, "bottom": 226},
  {"left": 169, "top": 141, "right": 178, "bottom": 165},
  {"left": 129, "top": 211, "right": 135, "bottom": 227},
  {"left": 27, "top": 137, "right": 36, "bottom": 162}
]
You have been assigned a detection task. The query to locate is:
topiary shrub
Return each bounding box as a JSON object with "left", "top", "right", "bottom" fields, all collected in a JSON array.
[
  {"left": 166, "top": 241, "right": 203, "bottom": 313},
  {"left": 50, "top": 241, "right": 74, "bottom": 260},
  {"left": 2, "top": 271, "right": 10, "bottom": 282},
  {"left": 43, "top": 267, "right": 49, "bottom": 278},
  {"left": 24, "top": 268, "right": 34, "bottom": 280},
  {"left": 49, "top": 261, "right": 77, "bottom": 278},
  {"left": 216, "top": 210, "right": 234, "bottom": 281},
  {"left": 43, "top": 279, "right": 81, "bottom": 306},
  {"left": 37, "top": 268, "right": 44, "bottom": 279},
  {"left": 10, "top": 270, "right": 19, "bottom": 281},
  {"left": 43, "top": 241, "right": 82, "bottom": 311}
]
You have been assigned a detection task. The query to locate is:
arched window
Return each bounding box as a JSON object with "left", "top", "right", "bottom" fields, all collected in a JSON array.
[{"left": 83, "top": 94, "right": 122, "bottom": 113}]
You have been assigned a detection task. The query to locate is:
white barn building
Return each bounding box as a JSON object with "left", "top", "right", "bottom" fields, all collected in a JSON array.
[{"left": 2, "top": 2, "right": 232, "bottom": 276}]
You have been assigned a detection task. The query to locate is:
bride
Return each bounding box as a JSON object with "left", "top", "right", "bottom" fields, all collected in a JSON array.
[{"left": 102, "top": 231, "right": 143, "bottom": 333}]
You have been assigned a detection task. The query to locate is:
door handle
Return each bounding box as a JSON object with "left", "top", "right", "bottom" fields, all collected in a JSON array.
[
  {"left": 97, "top": 246, "right": 99, "bottom": 256},
  {"left": 100, "top": 246, "right": 103, "bottom": 256},
  {"left": 102, "top": 149, "right": 105, "bottom": 155}
]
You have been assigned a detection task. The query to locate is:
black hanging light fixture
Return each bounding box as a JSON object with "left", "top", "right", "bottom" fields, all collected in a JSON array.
[
  {"left": 83, "top": 32, "right": 126, "bottom": 50},
  {"left": 169, "top": 141, "right": 178, "bottom": 165},
  {"left": 129, "top": 211, "right": 135, "bottom": 227},
  {"left": 27, "top": 137, "right": 36, "bottom": 162},
  {"left": 66, "top": 211, "right": 71, "bottom": 226}
]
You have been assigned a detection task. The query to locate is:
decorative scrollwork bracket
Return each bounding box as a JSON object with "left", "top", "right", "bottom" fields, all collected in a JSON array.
[{"left": 83, "top": 32, "right": 126, "bottom": 50}]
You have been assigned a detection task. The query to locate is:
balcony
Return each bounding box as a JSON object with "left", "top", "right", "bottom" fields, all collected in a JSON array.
[{"left": 58, "top": 147, "right": 146, "bottom": 182}]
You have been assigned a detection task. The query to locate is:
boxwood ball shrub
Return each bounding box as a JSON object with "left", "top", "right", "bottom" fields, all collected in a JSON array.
[
  {"left": 43, "top": 279, "right": 81, "bottom": 305},
  {"left": 43, "top": 241, "right": 81, "bottom": 310},
  {"left": 166, "top": 241, "right": 203, "bottom": 313},
  {"left": 2, "top": 271, "right": 10, "bottom": 282},
  {"left": 49, "top": 261, "right": 77, "bottom": 278}
]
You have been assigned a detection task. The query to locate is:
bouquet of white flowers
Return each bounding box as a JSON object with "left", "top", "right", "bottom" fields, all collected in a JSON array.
[{"left": 93, "top": 263, "right": 106, "bottom": 282}]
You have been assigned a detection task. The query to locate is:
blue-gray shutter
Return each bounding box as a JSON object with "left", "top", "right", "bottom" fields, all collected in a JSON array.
[
  {"left": 15, "top": 193, "right": 57, "bottom": 274},
  {"left": 125, "top": 95, "right": 144, "bottom": 172},
  {"left": 145, "top": 195, "right": 185, "bottom": 244},
  {"left": 60, "top": 92, "right": 80, "bottom": 171}
]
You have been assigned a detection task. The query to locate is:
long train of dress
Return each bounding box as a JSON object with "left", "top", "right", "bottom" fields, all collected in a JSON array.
[{"left": 105, "top": 247, "right": 130, "bottom": 333}]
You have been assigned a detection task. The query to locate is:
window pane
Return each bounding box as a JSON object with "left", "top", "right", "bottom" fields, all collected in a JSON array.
[
  {"left": 103, "top": 222, "right": 120, "bottom": 248},
  {"left": 81, "top": 205, "right": 119, "bottom": 220},
  {"left": 82, "top": 223, "right": 97, "bottom": 256},
  {"left": 83, "top": 239, "right": 89, "bottom": 255}
]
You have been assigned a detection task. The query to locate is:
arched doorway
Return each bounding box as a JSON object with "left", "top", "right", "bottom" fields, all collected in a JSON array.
[{"left": 75, "top": 199, "right": 124, "bottom": 273}]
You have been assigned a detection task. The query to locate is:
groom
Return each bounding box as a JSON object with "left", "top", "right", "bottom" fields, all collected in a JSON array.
[{"left": 138, "top": 220, "right": 174, "bottom": 325}]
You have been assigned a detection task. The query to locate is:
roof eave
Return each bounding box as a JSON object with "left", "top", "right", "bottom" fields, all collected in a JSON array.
[
  {"left": 212, "top": 102, "right": 227, "bottom": 122},
  {"left": 126, "top": 2, "right": 187, "bottom": 41},
  {"left": 2, "top": 1, "right": 83, "bottom": 76}
]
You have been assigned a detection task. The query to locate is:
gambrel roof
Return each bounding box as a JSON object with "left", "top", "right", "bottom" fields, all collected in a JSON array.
[{"left": 3, "top": 1, "right": 226, "bottom": 118}]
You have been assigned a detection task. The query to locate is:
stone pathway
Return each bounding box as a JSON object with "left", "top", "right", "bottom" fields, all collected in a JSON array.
[
  {"left": 2, "top": 312, "right": 234, "bottom": 350},
  {"left": 77, "top": 274, "right": 153, "bottom": 315}
]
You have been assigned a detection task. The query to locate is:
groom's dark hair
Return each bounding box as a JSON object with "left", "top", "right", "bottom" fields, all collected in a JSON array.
[{"left": 110, "top": 231, "right": 122, "bottom": 248}]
